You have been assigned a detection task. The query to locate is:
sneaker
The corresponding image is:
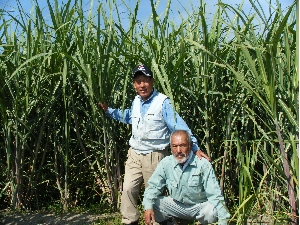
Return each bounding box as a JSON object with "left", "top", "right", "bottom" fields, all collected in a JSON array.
[
  {"left": 123, "top": 221, "right": 139, "bottom": 225},
  {"left": 159, "top": 217, "right": 174, "bottom": 225},
  {"left": 172, "top": 217, "right": 192, "bottom": 225}
]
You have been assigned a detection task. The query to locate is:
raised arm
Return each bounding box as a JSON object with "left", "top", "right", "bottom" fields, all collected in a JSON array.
[{"left": 98, "top": 101, "right": 133, "bottom": 124}]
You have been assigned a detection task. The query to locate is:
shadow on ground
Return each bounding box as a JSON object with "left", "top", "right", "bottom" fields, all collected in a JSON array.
[{"left": 0, "top": 212, "right": 119, "bottom": 225}]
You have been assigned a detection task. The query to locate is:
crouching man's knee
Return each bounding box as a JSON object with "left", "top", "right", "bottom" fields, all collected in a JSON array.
[{"left": 196, "top": 201, "right": 217, "bottom": 224}]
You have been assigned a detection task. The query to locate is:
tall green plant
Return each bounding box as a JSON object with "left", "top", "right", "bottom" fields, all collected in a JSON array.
[{"left": 215, "top": 1, "right": 298, "bottom": 222}]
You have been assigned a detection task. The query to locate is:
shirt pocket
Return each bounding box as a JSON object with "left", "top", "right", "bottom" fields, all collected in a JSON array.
[
  {"left": 187, "top": 174, "right": 204, "bottom": 200},
  {"left": 145, "top": 115, "right": 166, "bottom": 139},
  {"left": 130, "top": 115, "right": 139, "bottom": 130},
  {"left": 147, "top": 115, "right": 163, "bottom": 129},
  {"left": 166, "top": 179, "right": 178, "bottom": 196}
]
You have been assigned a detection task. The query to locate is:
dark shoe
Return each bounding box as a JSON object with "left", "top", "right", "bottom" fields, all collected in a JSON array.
[
  {"left": 172, "top": 217, "right": 192, "bottom": 225},
  {"left": 123, "top": 221, "right": 139, "bottom": 225},
  {"left": 160, "top": 217, "right": 192, "bottom": 225},
  {"left": 159, "top": 217, "right": 173, "bottom": 225}
]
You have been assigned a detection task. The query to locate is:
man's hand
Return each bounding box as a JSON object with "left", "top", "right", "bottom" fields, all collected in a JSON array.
[
  {"left": 195, "top": 150, "right": 210, "bottom": 161},
  {"left": 98, "top": 102, "right": 108, "bottom": 112},
  {"left": 144, "top": 209, "right": 155, "bottom": 225}
]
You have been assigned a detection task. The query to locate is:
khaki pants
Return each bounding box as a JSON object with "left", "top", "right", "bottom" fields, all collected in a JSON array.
[{"left": 121, "top": 147, "right": 169, "bottom": 224}]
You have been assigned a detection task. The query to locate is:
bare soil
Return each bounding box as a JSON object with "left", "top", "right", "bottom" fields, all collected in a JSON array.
[
  {"left": 0, "top": 211, "right": 274, "bottom": 225},
  {"left": 0, "top": 211, "right": 119, "bottom": 225}
]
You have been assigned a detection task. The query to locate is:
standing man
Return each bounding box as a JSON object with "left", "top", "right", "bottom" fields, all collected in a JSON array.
[
  {"left": 143, "top": 130, "right": 230, "bottom": 225},
  {"left": 98, "top": 64, "right": 209, "bottom": 225}
]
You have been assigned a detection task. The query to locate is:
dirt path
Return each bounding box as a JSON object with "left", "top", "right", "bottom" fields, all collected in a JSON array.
[{"left": 0, "top": 211, "right": 119, "bottom": 225}]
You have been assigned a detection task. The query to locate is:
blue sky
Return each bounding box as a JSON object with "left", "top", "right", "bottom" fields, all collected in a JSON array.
[{"left": 0, "top": 0, "right": 295, "bottom": 30}]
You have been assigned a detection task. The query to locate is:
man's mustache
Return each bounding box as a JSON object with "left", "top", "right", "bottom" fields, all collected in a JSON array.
[{"left": 174, "top": 153, "right": 186, "bottom": 157}]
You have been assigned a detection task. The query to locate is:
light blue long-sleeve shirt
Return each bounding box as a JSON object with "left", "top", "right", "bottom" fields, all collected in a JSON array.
[
  {"left": 142, "top": 153, "right": 230, "bottom": 225},
  {"left": 105, "top": 89, "right": 200, "bottom": 152}
]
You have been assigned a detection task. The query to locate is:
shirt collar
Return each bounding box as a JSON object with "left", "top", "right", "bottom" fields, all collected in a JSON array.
[{"left": 182, "top": 152, "right": 194, "bottom": 171}]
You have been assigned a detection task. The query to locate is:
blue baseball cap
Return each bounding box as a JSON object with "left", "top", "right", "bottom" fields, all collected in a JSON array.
[{"left": 132, "top": 64, "right": 153, "bottom": 78}]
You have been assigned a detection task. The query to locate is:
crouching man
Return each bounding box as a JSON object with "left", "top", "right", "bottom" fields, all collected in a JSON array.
[{"left": 142, "top": 130, "right": 230, "bottom": 225}]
